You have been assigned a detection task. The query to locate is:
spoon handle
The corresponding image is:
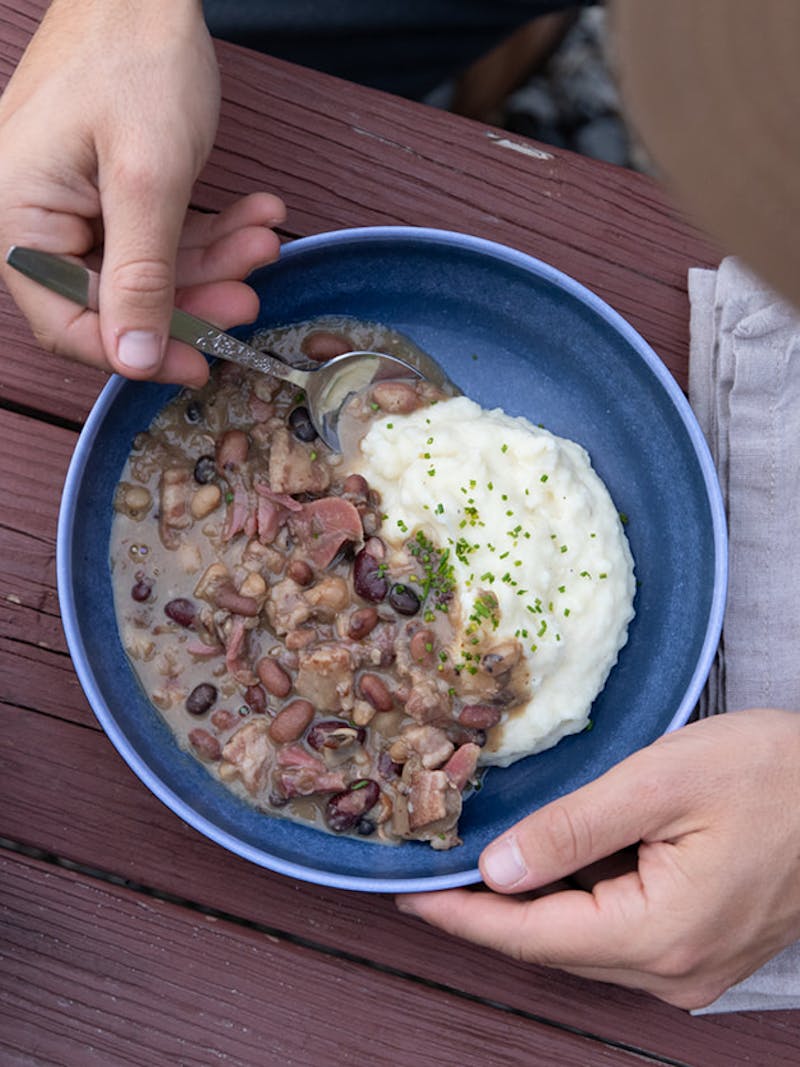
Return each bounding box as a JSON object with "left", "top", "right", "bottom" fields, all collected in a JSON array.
[{"left": 5, "top": 246, "right": 307, "bottom": 387}]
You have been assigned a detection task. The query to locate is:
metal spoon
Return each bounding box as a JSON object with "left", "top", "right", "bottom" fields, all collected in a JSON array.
[{"left": 5, "top": 245, "right": 424, "bottom": 452}]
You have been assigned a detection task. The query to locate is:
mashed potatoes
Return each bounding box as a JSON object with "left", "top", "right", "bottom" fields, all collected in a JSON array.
[{"left": 356, "top": 395, "right": 635, "bottom": 767}]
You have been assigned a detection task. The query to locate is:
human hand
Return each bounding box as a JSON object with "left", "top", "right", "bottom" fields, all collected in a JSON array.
[
  {"left": 0, "top": 0, "right": 285, "bottom": 387},
  {"left": 398, "top": 708, "right": 800, "bottom": 1009}
]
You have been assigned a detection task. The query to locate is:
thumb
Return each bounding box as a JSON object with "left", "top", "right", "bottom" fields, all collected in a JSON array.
[
  {"left": 98, "top": 158, "right": 192, "bottom": 379},
  {"left": 480, "top": 744, "right": 679, "bottom": 893}
]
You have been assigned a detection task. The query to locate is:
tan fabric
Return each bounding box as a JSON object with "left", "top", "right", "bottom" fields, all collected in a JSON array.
[{"left": 613, "top": 0, "right": 800, "bottom": 312}]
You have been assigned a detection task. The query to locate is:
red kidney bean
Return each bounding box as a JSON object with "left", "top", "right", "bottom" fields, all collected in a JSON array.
[
  {"left": 287, "top": 559, "right": 314, "bottom": 586},
  {"left": 164, "top": 598, "right": 196, "bottom": 628},
  {"left": 301, "top": 330, "right": 352, "bottom": 362},
  {"left": 348, "top": 607, "right": 379, "bottom": 640},
  {"left": 268, "top": 699, "right": 315, "bottom": 743},
  {"left": 288, "top": 406, "right": 317, "bottom": 442},
  {"left": 458, "top": 704, "right": 502, "bottom": 729},
  {"left": 353, "top": 547, "right": 389, "bottom": 602},
  {"left": 325, "top": 779, "right": 380, "bottom": 832},
  {"left": 388, "top": 582, "right": 420, "bottom": 616},
  {"left": 256, "top": 657, "right": 292, "bottom": 698},
  {"left": 244, "top": 684, "right": 268, "bottom": 715},
  {"left": 306, "top": 720, "right": 366, "bottom": 751},
  {"left": 188, "top": 728, "right": 221, "bottom": 761},
  {"left": 193, "top": 454, "right": 217, "bottom": 485},
  {"left": 358, "top": 673, "right": 393, "bottom": 712},
  {"left": 409, "top": 628, "right": 435, "bottom": 666},
  {"left": 370, "top": 380, "right": 420, "bottom": 414},
  {"left": 186, "top": 683, "right": 217, "bottom": 716},
  {"left": 131, "top": 576, "right": 153, "bottom": 602},
  {"left": 216, "top": 429, "right": 249, "bottom": 473}
]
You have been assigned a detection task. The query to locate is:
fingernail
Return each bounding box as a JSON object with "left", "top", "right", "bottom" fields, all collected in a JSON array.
[
  {"left": 117, "top": 330, "right": 162, "bottom": 371},
  {"left": 396, "top": 897, "right": 418, "bottom": 916},
  {"left": 483, "top": 835, "right": 527, "bottom": 888}
]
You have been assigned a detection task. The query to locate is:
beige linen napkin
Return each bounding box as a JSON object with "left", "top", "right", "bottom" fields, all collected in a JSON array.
[{"left": 688, "top": 256, "right": 800, "bottom": 1013}]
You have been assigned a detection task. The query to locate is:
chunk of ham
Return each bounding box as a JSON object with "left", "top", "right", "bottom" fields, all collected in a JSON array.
[
  {"left": 442, "top": 743, "right": 481, "bottom": 791},
  {"left": 272, "top": 744, "right": 347, "bottom": 799},
  {"left": 219, "top": 720, "right": 273, "bottom": 796},
  {"left": 295, "top": 643, "right": 355, "bottom": 712},
  {"left": 392, "top": 759, "right": 462, "bottom": 849},
  {"left": 289, "top": 496, "right": 363, "bottom": 569},
  {"left": 253, "top": 482, "right": 302, "bottom": 545},
  {"left": 401, "top": 724, "right": 454, "bottom": 769},
  {"left": 268, "top": 426, "right": 330, "bottom": 495}
]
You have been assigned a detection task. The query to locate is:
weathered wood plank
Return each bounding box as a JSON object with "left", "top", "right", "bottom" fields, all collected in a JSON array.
[
  {"left": 0, "top": 850, "right": 648, "bottom": 1067},
  {"left": 2, "top": 704, "right": 797, "bottom": 1066},
  {"left": 0, "top": 408, "right": 75, "bottom": 540}
]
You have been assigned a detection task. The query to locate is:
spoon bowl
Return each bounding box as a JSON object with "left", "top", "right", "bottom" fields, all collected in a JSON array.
[{"left": 5, "top": 246, "right": 427, "bottom": 450}]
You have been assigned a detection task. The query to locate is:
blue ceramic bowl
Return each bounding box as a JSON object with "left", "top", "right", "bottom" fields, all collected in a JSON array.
[{"left": 58, "top": 227, "right": 727, "bottom": 892}]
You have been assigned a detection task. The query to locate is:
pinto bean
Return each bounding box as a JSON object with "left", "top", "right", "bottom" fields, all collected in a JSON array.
[
  {"left": 268, "top": 699, "right": 315, "bottom": 743},
  {"left": 348, "top": 607, "right": 379, "bottom": 640},
  {"left": 370, "top": 380, "right": 420, "bottom": 414},
  {"left": 216, "top": 429, "right": 249, "bottom": 473},
  {"left": 211, "top": 708, "right": 240, "bottom": 732},
  {"left": 256, "top": 657, "right": 292, "bottom": 698},
  {"left": 409, "top": 628, "right": 436, "bottom": 667},
  {"left": 301, "top": 330, "right": 352, "bottom": 362},
  {"left": 285, "top": 628, "right": 316, "bottom": 650},
  {"left": 305, "top": 576, "right": 349, "bottom": 613},
  {"left": 191, "top": 483, "right": 221, "bottom": 518},
  {"left": 481, "top": 640, "right": 522, "bottom": 676},
  {"left": 239, "top": 571, "right": 267, "bottom": 598},
  {"left": 458, "top": 704, "right": 502, "bottom": 729},
  {"left": 287, "top": 559, "right": 314, "bottom": 586},
  {"left": 342, "top": 473, "right": 369, "bottom": 498},
  {"left": 188, "top": 728, "right": 221, "bottom": 761},
  {"left": 359, "top": 672, "right": 393, "bottom": 712}
]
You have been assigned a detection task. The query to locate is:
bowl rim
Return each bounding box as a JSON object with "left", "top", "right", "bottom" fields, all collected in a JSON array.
[{"left": 56, "top": 225, "right": 728, "bottom": 893}]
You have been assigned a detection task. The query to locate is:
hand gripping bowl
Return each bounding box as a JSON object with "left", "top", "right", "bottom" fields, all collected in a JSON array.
[{"left": 58, "top": 227, "right": 727, "bottom": 893}]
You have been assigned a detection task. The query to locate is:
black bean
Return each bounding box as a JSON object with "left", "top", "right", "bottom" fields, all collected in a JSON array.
[
  {"left": 131, "top": 576, "right": 153, "bottom": 602},
  {"left": 353, "top": 548, "right": 389, "bottom": 602},
  {"left": 193, "top": 454, "right": 217, "bottom": 485},
  {"left": 388, "top": 582, "right": 420, "bottom": 616},
  {"left": 356, "top": 819, "right": 376, "bottom": 836},
  {"left": 185, "top": 683, "right": 217, "bottom": 716},
  {"left": 288, "top": 406, "right": 317, "bottom": 442},
  {"left": 164, "top": 598, "right": 196, "bottom": 628},
  {"left": 185, "top": 400, "right": 203, "bottom": 424},
  {"left": 325, "top": 780, "right": 380, "bottom": 833}
]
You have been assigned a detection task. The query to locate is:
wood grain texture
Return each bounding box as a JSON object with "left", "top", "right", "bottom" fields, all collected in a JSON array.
[
  {"left": 0, "top": 850, "right": 649, "bottom": 1067},
  {"left": 3, "top": 705, "right": 799, "bottom": 1067}
]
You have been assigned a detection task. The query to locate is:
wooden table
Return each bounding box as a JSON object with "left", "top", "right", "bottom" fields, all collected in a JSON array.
[{"left": 3, "top": 3, "right": 800, "bottom": 1064}]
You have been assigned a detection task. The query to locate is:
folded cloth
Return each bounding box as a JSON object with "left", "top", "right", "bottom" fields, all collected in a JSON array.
[{"left": 688, "top": 256, "right": 800, "bottom": 1013}]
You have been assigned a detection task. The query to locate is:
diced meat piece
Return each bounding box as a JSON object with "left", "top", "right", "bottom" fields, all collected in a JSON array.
[
  {"left": 273, "top": 744, "right": 347, "bottom": 798},
  {"left": 222, "top": 478, "right": 255, "bottom": 542},
  {"left": 185, "top": 636, "right": 224, "bottom": 659},
  {"left": 268, "top": 426, "right": 330, "bottom": 495},
  {"left": 295, "top": 643, "right": 355, "bottom": 712},
  {"left": 219, "top": 720, "right": 273, "bottom": 795},
  {"left": 265, "top": 576, "right": 312, "bottom": 635},
  {"left": 401, "top": 724, "right": 454, "bottom": 769},
  {"left": 158, "top": 467, "right": 192, "bottom": 548},
  {"left": 392, "top": 761, "right": 462, "bottom": 848},
  {"left": 253, "top": 482, "right": 303, "bottom": 545},
  {"left": 223, "top": 615, "right": 257, "bottom": 686},
  {"left": 403, "top": 676, "right": 453, "bottom": 724},
  {"left": 289, "top": 497, "right": 363, "bottom": 569},
  {"left": 443, "top": 743, "right": 481, "bottom": 790}
]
